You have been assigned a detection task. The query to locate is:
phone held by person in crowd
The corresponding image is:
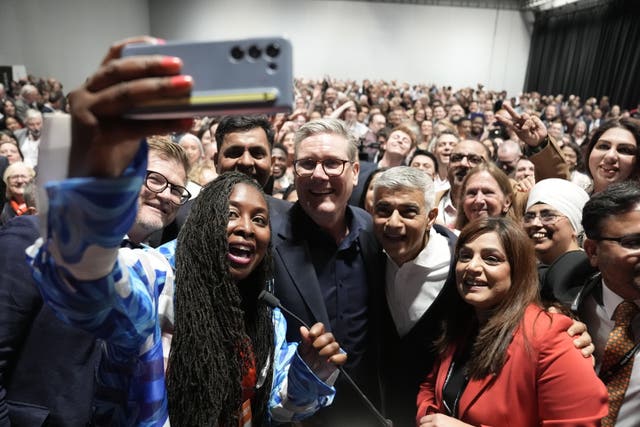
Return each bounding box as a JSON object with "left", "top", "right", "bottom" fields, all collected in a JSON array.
[{"left": 121, "top": 37, "right": 293, "bottom": 119}]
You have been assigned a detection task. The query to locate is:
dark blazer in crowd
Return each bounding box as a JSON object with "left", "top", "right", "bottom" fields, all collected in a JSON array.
[{"left": 0, "top": 215, "right": 100, "bottom": 427}]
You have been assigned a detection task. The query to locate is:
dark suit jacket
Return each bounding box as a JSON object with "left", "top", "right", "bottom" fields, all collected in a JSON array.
[
  {"left": 379, "top": 224, "right": 457, "bottom": 427},
  {"left": 271, "top": 202, "right": 385, "bottom": 426},
  {"left": 0, "top": 216, "right": 100, "bottom": 427}
]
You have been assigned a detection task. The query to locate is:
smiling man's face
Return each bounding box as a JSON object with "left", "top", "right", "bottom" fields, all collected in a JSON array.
[{"left": 135, "top": 151, "right": 186, "bottom": 237}]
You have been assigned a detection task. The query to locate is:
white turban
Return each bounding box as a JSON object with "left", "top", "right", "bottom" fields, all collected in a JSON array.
[{"left": 526, "top": 178, "right": 589, "bottom": 234}]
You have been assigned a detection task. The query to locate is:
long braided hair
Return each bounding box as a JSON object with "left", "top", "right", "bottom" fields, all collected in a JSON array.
[{"left": 167, "top": 172, "right": 275, "bottom": 426}]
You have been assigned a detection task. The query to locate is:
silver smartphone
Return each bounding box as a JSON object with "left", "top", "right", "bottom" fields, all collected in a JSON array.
[{"left": 121, "top": 37, "right": 293, "bottom": 119}]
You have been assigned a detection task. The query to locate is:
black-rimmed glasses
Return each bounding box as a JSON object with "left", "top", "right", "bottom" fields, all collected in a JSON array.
[
  {"left": 449, "top": 153, "right": 484, "bottom": 165},
  {"left": 145, "top": 170, "right": 191, "bottom": 205},
  {"left": 595, "top": 234, "right": 640, "bottom": 250},
  {"left": 293, "top": 158, "right": 353, "bottom": 177}
]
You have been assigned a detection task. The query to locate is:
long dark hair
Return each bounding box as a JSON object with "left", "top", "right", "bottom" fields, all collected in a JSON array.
[
  {"left": 584, "top": 117, "right": 640, "bottom": 180},
  {"left": 436, "top": 217, "right": 540, "bottom": 379},
  {"left": 167, "top": 172, "right": 274, "bottom": 426}
]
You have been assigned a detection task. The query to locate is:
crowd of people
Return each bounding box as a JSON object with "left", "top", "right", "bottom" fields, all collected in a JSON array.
[{"left": 1, "top": 35, "right": 640, "bottom": 427}]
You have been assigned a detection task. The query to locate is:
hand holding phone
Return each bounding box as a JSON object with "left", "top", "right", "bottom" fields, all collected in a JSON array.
[{"left": 121, "top": 37, "right": 293, "bottom": 119}]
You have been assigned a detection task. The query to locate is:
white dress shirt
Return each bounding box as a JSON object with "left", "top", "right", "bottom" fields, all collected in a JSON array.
[
  {"left": 582, "top": 281, "right": 640, "bottom": 427},
  {"left": 385, "top": 228, "right": 451, "bottom": 337}
]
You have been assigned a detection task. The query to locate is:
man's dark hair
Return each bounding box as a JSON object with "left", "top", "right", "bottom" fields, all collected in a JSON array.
[
  {"left": 582, "top": 181, "right": 640, "bottom": 239},
  {"left": 214, "top": 115, "right": 275, "bottom": 151},
  {"left": 272, "top": 142, "right": 288, "bottom": 155},
  {"left": 409, "top": 149, "right": 439, "bottom": 171}
]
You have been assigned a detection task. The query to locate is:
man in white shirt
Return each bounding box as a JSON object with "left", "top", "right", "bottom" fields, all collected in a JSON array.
[
  {"left": 580, "top": 181, "right": 640, "bottom": 427},
  {"left": 14, "top": 109, "right": 42, "bottom": 168},
  {"left": 371, "top": 166, "right": 457, "bottom": 426}
]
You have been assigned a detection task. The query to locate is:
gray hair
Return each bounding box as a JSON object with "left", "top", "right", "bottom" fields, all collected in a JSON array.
[
  {"left": 20, "top": 84, "right": 38, "bottom": 97},
  {"left": 24, "top": 109, "right": 43, "bottom": 122},
  {"left": 374, "top": 166, "right": 435, "bottom": 211},
  {"left": 294, "top": 118, "right": 358, "bottom": 162}
]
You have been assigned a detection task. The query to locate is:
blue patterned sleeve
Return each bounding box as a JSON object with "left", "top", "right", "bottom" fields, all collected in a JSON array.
[
  {"left": 269, "top": 308, "right": 338, "bottom": 422},
  {"left": 27, "top": 143, "right": 172, "bottom": 426}
]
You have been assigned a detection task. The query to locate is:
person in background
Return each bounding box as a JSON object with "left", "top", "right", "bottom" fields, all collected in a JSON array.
[
  {"left": 523, "top": 178, "right": 591, "bottom": 302},
  {"left": 562, "top": 140, "right": 592, "bottom": 191},
  {"left": 583, "top": 117, "right": 640, "bottom": 194},
  {"left": 454, "top": 162, "right": 516, "bottom": 232},
  {"left": 1, "top": 161, "right": 36, "bottom": 225},
  {"left": 377, "top": 125, "right": 415, "bottom": 168},
  {"left": 417, "top": 217, "right": 608, "bottom": 426},
  {"left": 271, "top": 142, "right": 294, "bottom": 196},
  {"left": 409, "top": 149, "right": 438, "bottom": 180}
]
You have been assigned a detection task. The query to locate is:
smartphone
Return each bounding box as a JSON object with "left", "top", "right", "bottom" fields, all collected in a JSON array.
[{"left": 121, "top": 37, "right": 293, "bottom": 119}]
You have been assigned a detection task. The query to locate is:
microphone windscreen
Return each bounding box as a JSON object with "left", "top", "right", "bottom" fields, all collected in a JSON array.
[{"left": 258, "top": 290, "right": 281, "bottom": 308}]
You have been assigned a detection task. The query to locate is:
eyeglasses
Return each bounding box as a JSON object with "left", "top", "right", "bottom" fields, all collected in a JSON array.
[
  {"left": 144, "top": 170, "right": 191, "bottom": 205},
  {"left": 522, "top": 211, "right": 564, "bottom": 226},
  {"left": 293, "top": 158, "right": 353, "bottom": 177},
  {"left": 595, "top": 234, "right": 640, "bottom": 250},
  {"left": 449, "top": 153, "right": 484, "bottom": 165}
]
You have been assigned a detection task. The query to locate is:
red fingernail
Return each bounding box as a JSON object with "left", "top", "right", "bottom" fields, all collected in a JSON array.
[
  {"left": 154, "top": 38, "right": 166, "bottom": 45},
  {"left": 161, "top": 56, "right": 182, "bottom": 70},
  {"left": 170, "top": 75, "right": 193, "bottom": 89}
]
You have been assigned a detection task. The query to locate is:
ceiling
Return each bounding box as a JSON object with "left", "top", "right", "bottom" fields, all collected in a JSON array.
[{"left": 341, "top": 0, "right": 607, "bottom": 12}]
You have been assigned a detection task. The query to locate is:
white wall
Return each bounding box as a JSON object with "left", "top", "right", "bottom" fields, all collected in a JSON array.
[
  {"left": 149, "top": 0, "right": 532, "bottom": 97},
  {"left": 0, "top": 0, "right": 531, "bottom": 97},
  {"left": 0, "top": 0, "right": 149, "bottom": 92}
]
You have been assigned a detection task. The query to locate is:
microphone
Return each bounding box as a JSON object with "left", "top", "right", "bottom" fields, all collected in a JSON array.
[{"left": 259, "top": 290, "right": 393, "bottom": 427}]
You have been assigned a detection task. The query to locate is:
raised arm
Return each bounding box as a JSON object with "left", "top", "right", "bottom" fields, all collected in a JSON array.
[{"left": 497, "top": 103, "right": 569, "bottom": 180}]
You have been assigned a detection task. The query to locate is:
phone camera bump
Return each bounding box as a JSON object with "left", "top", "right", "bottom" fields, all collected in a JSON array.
[
  {"left": 265, "top": 43, "right": 280, "bottom": 58},
  {"left": 248, "top": 45, "right": 262, "bottom": 60},
  {"left": 230, "top": 46, "right": 244, "bottom": 61}
]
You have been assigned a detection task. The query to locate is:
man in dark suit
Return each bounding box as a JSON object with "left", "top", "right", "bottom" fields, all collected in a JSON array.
[
  {"left": 271, "top": 118, "right": 384, "bottom": 426},
  {"left": 574, "top": 182, "right": 640, "bottom": 426},
  {"left": 0, "top": 215, "right": 99, "bottom": 426},
  {"left": 371, "top": 166, "right": 456, "bottom": 427}
]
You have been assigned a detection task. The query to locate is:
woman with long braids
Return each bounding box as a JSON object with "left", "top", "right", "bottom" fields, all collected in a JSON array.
[
  {"left": 28, "top": 37, "right": 346, "bottom": 427},
  {"left": 167, "top": 171, "right": 345, "bottom": 425}
]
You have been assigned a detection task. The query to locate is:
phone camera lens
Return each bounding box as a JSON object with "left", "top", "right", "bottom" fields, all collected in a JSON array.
[
  {"left": 265, "top": 43, "right": 280, "bottom": 58},
  {"left": 248, "top": 45, "right": 262, "bottom": 59},
  {"left": 230, "top": 46, "right": 244, "bottom": 61}
]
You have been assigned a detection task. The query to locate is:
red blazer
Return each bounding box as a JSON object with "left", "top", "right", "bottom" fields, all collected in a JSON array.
[{"left": 417, "top": 305, "right": 608, "bottom": 427}]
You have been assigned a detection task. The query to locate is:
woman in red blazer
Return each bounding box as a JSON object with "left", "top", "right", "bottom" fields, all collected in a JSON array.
[{"left": 416, "top": 217, "right": 608, "bottom": 427}]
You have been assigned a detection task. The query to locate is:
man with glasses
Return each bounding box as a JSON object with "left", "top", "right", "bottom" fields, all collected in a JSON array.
[
  {"left": 564, "top": 181, "right": 640, "bottom": 427},
  {"left": 272, "top": 118, "right": 385, "bottom": 425},
  {"left": 128, "top": 136, "right": 190, "bottom": 245}
]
